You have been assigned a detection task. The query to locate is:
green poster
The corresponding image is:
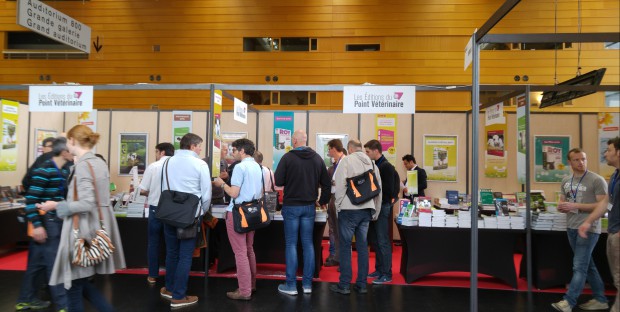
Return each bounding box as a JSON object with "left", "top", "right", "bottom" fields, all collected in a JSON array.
[{"left": 534, "top": 136, "right": 571, "bottom": 183}]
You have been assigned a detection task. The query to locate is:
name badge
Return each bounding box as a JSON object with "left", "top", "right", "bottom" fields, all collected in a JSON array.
[{"left": 608, "top": 203, "right": 613, "bottom": 211}]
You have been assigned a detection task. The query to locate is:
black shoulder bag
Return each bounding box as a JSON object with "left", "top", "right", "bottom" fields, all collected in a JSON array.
[
  {"left": 232, "top": 163, "right": 271, "bottom": 233},
  {"left": 155, "top": 158, "right": 201, "bottom": 230},
  {"left": 345, "top": 162, "right": 382, "bottom": 205}
]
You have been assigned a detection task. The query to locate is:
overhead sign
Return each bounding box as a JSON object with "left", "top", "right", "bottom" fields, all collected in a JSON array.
[
  {"left": 28, "top": 86, "right": 93, "bottom": 112},
  {"left": 17, "top": 0, "right": 91, "bottom": 53},
  {"left": 464, "top": 35, "right": 473, "bottom": 70},
  {"left": 343, "top": 86, "right": 415, "bottom": 114},
  {"left": 233, "top": 98, "right": 248, "bottom": 124}
]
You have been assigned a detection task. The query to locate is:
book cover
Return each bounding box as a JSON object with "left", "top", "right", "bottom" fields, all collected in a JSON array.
[
  {"left": 494, "top": 198, "right": 509, "bottom": 216},
  {"left": 446, "top": 190, "right": 459, "bottom": 205},
  {"left": 480, "top": 189, "right": 494, "bottom": 205},
  {"left": 406, "top": 170, "right": 418, "bottom": 195},
  {"left": 515, "top": 192, "right": 526, "bottom": 207}
]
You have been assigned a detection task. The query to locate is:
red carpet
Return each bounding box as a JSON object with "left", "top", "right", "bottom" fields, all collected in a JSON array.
[{"left": 0, "top": 241, "right": 613, "bottom": 295}]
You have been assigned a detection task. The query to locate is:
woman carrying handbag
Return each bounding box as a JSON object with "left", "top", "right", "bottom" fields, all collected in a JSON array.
[{"left": 38, "top": 125, "right": 126, "bottom": 312}]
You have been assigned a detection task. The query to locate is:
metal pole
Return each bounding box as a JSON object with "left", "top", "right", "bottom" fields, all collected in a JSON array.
[
  {"left": 525, "top": 86, "right": 533, "bottom": 295},
  {"left": 470, "top": 30, "right": 480, "bottom": 312}
]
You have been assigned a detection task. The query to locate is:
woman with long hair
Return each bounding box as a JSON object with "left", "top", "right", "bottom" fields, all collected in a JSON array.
[{"left": 38, "top": 125, "right": 125, "bottom": 311}]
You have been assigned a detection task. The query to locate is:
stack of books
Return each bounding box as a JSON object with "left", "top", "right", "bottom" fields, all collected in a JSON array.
[
  {"left": 496, "top": 216, "right": 512, "bottom": 229},
  {"left": 483, "top": 216, "right": 498, "bottom": 229},
  {"left": 445, "top": 215, "right": 459, "bottom": 228},
  {"left": 431, "top": 209, "right": 447, "bottom": 227},
  {"left": 532, "top": 213, "right": 555, "bottom": 230},
  {"left": 419, "top": 212, "right": 432, "bottom": 227},
  {"left": 126, "top": 202, "right": 145, "bottom": 218},
  {"left": 458, "top": 212, "right": 472, "bottom": 228},
  {"left": 510, "top": 216, "right": 525, "bottom": 229},
  {"left": 551, "top": 213, "right": 567, "bottom": 231}
]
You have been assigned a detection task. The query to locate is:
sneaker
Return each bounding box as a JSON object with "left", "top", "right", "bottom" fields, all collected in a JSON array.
[
  {"left": 277, "top": 284, "right": 298, "bottom": 296},
  {"left": 551, "top": 299, "right": 572, "bottom": 312},
  {"left": 353, "top": 284, "right": 368, "bottom": 294},
  {"left": 302, "top": 285, "right": 312, "bottom": 294},
  {"left": 160, "top": 287, "right": 173, "bottom": 300},
  {"left": 15, "top": 300, "right": 51, "bottom": 310},
  {"left": 368, "top": 271, "right": 381, "bottom": 278},
  {"left": 226, "top": 289, "right": 251, "bottom": 301},
  {"left": 324, "top": 259, "right": 339, "bottom": 267},
  {"left": 147, "top": 277, "right": 157, "bottom": 284},
  {"left": 372, "top": 275, "right": 393, "bottom": 285},
  {"left": 170, "top": 296, "right": 198, "bottom": 309},
  {"left": 329, "top": 284, "right": 351, "bottom": 295},
  {"left": 578, "top": 299, "right": 609, "bottom": 310}
]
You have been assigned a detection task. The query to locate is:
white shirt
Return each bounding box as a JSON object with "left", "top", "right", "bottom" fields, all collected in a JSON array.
[
  {"left": 162, "top": 149, "right": 212, "bottom": 215},
  {"left": 139, "top": 155, "right": 170, "bottom": 206}
]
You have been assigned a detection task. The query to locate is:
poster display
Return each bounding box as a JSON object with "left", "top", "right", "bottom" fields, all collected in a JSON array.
[
  {"left": 316, "top": 133, "right": 349, "bottom": 167},
  {"left": 598, "top": 112, "right": 620, "bottom": 179},
  {"left": 534, "top": 136, "right": 571, "bottom": 183},
  {"left": 516, "top": 95, "right": 526, "bottom": 184},
  {"left": 376, "top": 114, "right": 397, "bottom": 165},
  {"left": 485, "top": 103, "right": 507, "bottom": 178},
  {"left": 172, "top": 111, "right": 193, "bottom": 150},
  {"left": 273, "top": 112, "right": 294, "bottom": 171},
  {"left": 211, "top": 91, "right": 223, "bottom": 177},
  {"left": 34, "top": 129, "right": 58, "bottom": 159},
  {"left": 423, "top": 135, "right": 458, "bottom": 182},
  {"left": 78, "top": 110, "right": 97, "bottom": 132},
  {"left": 221, "top": 132, "right": 248, "bottom": 164},
  {"left": 0, "top": 99, "right": 19, "bottom": 171},
  {"left": 119, "top": 133, "right": 148, "bottom": 175}
]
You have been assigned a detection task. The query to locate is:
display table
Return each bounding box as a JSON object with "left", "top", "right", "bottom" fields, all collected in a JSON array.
[
  {"left": 212, "top": 214, "right": 326, "bottom": 278},
  {"left": 397, "top": 225, "right": 523, "bottom": 288},
  {"left": 519, "top": 230, "right": 612, "bottom": 289},
  {"left": 0, "top": 206, "right": 29, "bottom": 247}
]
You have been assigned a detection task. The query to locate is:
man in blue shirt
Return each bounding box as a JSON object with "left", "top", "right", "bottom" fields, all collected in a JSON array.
[{"left": 579, "top": 136, "right": 620, "bottom": 312}]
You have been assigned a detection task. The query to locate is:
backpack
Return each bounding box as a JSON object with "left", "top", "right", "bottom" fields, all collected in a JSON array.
[{"left": 345, "top": 167, "right": 381, "bottom": 205}]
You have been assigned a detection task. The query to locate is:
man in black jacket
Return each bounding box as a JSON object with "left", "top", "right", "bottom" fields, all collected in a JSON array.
[
  {"left": 364, "top": 139, "right": 400, "bottom": 284},
  {"left": 275, "top": 130, "right": 330, "bottom": 296},
  {"left": 21, "top": 137, "right": 55, "bottom": 193}
]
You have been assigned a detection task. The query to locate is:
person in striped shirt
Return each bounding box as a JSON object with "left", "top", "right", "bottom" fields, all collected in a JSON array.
[{"left": 16, "top": 137, "right": 73, "bottom": 312}]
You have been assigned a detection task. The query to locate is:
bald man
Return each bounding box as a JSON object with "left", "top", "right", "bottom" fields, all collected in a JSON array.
[{"left": 274, "top": 130, "right": 331, "bottom": 295}]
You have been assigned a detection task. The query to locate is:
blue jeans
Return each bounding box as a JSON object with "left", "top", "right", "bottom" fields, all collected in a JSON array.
[
  {"left": 369, "top": 202, "right": 393, "bottom": 278},
  {"left": 18, "top": 217, "right": 67, "bottom": 309},
  {"left": 282, "top": 205, "right": 315, "bottom": 288},
  {"left": 148, "top": 205, "right": 163, "bottom": 278},
  {"left": 67, "top": 277, "right": 114, "bottom": 312},
  {"left": 163, "top": 223, "right": 197, "bottom": 300},
  {"left": 338, "top": 209, "right": 371, "bottom": 289},
  {"left": 564, "top": 229, "right": 608, "bottom": 307}
]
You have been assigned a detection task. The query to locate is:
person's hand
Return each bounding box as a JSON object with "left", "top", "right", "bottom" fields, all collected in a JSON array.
[
  {"left": 32, "top": 227, "right": 47, "bottom": 244},
  {"left": 320, "top": 204, "right": 327, "bottom": 211},
  {"left": 557, "top": 202, "right": 575, "bottom": 213},
  {"left": 578, "top": 222, "right": 591, "bottom": 238},
  {"left": 36, "top": 201, "right": 58, "bottom": 212},
  {"left": 403, "top": 187, "right": 409, "bottom": 195},
  {"left": 219, "top": 171, "right": 229, "bottom": 180},
  {"left": 213, "top": 177, "right": 224, "bottom": 188}
]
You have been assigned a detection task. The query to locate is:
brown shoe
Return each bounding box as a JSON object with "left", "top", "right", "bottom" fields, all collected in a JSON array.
[
  {"left": 324, "top": 259, "right": 339, "bottom": 267},
  {"left": 226, "top": 289, "right": 251, "bottom": 301},
  {"left": 170, "top": 296, "right": 198, "bottom": 309},
  {"left": 147, "top": 277, "right": 156, "bottom": 284},
  {"left": 160, "top": 287, "right": 172, "bottom": 300}
]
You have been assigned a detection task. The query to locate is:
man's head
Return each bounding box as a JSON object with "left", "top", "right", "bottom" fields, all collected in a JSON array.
[
  {"left": 347, "top": 139, "right": 363, "bottom": 155},
  {"left": 51, "top": 137, "right": 73, "bottom": 162},
  {"left": 292, "top": 130, "right": 307, "bottom": 148},
  {"left": 221, "top": 142, "right": 229, "bottom": 158},
  {"left": 567, "top": 148, "right": 587, "bottom": 174},
  {"left": 604, "top": 136, "right": 620, "bottom": 169},
  {"left": 327, "top": 139, "right": 344, "bottom": 158},
  {"left": 41, "top": 137, "right": 55, "bottom": 154},
  {"left": 180, "top": 133, "right": 203, "bottom": 155},
  {"left": 402, "top": 154, "right": 417, "bottom": 170},
  {"left": 253, "top": 150, "right": 264, "bottom": 165},
  {"left": 155, "top": 142, "right": 174, "bottom": 161},
  {"left": 231, "top": 138, "right": 255, "bottom": 161},
  {"left": 363, "top": 139, "right": 382, "bottom": 161}
]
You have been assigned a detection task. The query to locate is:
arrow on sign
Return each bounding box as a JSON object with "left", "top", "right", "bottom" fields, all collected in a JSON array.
[{"left": 93, "top": 36, "right": 103, "bottom": 53}]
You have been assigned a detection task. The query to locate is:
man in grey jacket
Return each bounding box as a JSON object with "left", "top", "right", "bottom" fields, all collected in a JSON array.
[{"left": 329, "top": 139, "right": 382, "bottom": 295}]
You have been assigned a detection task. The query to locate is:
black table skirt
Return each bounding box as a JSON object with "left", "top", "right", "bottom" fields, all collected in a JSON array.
[
  {"left": 397, "top": 225, "right": 523, "bottom": 288},
  {"left": 0, "top": 208, "right": 29, "bottom": 247},
  {"left": 115, "top": 217, "right": 325, "bottom": 277},
  {"left": 519, "top": 230, "right": 612, "bottom": 289}
]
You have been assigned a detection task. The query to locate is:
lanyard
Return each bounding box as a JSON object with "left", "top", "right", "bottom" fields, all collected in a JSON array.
[
  {"left": 610, "top": 169, "right": 619, "bottom": 201},
  {"left": 570, "top": 170, "right": 587, "bottom": 203}
]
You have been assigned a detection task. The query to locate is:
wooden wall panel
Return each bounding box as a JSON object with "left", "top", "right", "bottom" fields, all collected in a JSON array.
[{"left": 0, "top": 0, "right": 618, "bottom": 111}]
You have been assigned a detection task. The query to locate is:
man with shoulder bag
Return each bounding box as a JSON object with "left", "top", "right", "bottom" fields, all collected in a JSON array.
[
  {"left": 214, "top": 138, "right": 264, "bottom": 300},
  {"left": 156, "top": 133, "right": 211, "bottom": 309}
]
